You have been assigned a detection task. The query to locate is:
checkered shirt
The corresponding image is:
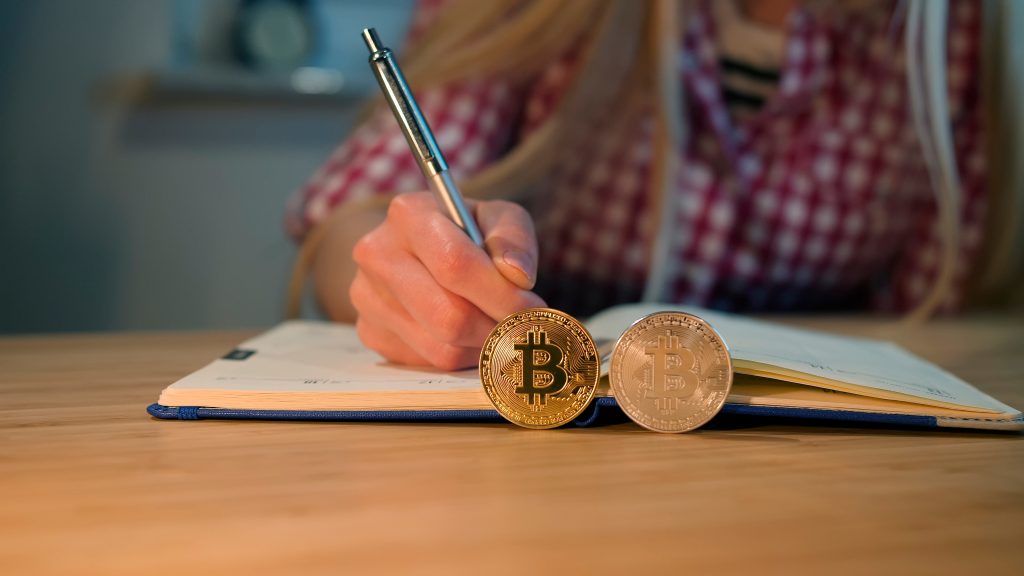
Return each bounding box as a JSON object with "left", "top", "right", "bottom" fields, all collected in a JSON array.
[{"left": 287, "top": 0, "right": 986, "bottom": 317}]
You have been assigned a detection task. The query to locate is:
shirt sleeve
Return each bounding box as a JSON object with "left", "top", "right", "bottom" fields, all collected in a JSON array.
[
  {"left": 284, "top": 1, "right": 522, "bottom": 240},
  {"left": 871, "top": 0, "right": 987, "bottom": 313}
]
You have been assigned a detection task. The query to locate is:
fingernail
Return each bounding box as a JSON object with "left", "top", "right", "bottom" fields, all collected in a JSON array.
[{"left": 502, "top": 249, "right": 535, "bottom": 287}]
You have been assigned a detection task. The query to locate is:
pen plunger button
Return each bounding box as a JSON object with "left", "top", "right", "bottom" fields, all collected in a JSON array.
[{"left": 362, "top": 28, "right": 384, "bottom": 54}]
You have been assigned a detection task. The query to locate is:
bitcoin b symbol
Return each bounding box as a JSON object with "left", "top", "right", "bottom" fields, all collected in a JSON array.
[
  {"left": 514, "top": 328, "right": 568, "bottom": 407},
  {"left": 644, "top": 333, "right": 700, "bottom": 412}
]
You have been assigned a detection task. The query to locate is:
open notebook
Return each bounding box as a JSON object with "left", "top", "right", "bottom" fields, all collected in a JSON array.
[{"left": 149, "top": 304, "right": 1023, "bottom": 431}]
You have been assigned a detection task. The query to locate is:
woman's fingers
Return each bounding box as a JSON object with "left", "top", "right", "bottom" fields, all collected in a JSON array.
[
  {"left": 387, "top": 192, "right": 545, "bottom": 321},
  {"left": 350, "top": 268, "right": 483, "bottom": 370},
  {"left": 354, "top": 316, "right": 429, "bottom": 367},
  {"left": 353, "top": 221, "right": 495, "bottom": 347},
  {"left": 349, "top": 191, "right": 545, "bottom": 370},
  {"left": 356, "top": 310, "right": 480, "bottom": 372},
  {"left": 351, "top": 214, "right": 492, "bottom": 370},
  {"left": 476, "top": 199, "right": 540, "bottom": 290}
]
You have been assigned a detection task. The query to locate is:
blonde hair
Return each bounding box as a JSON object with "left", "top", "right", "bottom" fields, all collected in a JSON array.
[
  {"left": 903, "top": 0, "right": 1024, "bottom": 318},
  {"left": 977, "top": 0, "right": 1024, "bottom": 307},
  {"left": 291, "top": 0, "right": 1023, "bottom": 318},
  {"left": 404, "top": 0, "right": 652, "bottom": 203}
]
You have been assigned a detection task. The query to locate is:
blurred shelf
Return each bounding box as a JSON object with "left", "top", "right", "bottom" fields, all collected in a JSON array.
[{"left": 104, "top": 66, "right": 372, "bottom": 108}]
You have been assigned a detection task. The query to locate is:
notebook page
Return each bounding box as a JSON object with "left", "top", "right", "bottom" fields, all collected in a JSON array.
[
  {"left": 584, "top": 304, "right": 1015, "bottom": 414},
  {"left": 166, "top": 321, "right": 479, "bottom": 394}
]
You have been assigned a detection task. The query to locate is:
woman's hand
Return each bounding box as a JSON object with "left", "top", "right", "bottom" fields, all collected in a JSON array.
[{"left": 350, "top": 192, "right": 545, "bottom": 370}]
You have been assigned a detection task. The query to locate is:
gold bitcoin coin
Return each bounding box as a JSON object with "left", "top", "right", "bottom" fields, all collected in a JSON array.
[
  {"left": 609, "top": 311, "right": 732, "bottom": 433},
  {"left": 480, "top": 308, "right": 600, "bottom": 429}
]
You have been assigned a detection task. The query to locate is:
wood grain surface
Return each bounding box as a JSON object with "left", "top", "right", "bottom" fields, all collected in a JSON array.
[{"left": 1, "top": 316, "right": 1022, "bottom": 575}]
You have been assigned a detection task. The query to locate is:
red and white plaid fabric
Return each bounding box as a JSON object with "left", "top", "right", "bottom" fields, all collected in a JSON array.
[{"left": 287, "top": 0, "right": 986, "bottom": 317}]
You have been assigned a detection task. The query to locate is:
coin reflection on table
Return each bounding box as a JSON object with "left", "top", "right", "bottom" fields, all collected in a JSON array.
[
  {"left": 609, "top": 311, "right": 732, "bottom": 433},
  {"left": 480, "top": 308, "right": 600, "bottom": 429}
]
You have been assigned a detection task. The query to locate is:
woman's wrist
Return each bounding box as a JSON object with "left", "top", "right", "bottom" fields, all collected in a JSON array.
[{"left": 312, "top": 196, "right": 391, "bottom": 323}]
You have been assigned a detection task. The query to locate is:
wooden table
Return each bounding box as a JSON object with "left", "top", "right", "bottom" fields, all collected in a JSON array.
[{"left": 2, "top": 317, "right": 1022, "bottom": 575}]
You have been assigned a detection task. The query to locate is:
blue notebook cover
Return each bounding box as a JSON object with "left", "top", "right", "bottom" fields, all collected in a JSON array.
[{"left": 148, "top": 397, "right": 946, "bottom": 429}]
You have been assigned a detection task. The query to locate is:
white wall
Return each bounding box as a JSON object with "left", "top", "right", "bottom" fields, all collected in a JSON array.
[{"left": 0, "top": 0, "right": 412, "bottom": 333}]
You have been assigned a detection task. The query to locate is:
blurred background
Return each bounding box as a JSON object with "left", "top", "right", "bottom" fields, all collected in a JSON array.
[
  {"left": 2, "top": 1, "right": 1020, "bottom": 335},
  {"left": 0, "top": 0, "right": 414, "bottom": 333}
]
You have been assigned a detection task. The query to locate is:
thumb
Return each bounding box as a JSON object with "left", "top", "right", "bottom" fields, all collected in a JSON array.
[{"left": 475, "top": 200, "right": 539, "bottom": 290}]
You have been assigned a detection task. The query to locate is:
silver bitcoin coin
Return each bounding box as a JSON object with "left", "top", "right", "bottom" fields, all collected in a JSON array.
[{"left": 609, "top": 312, "right": 732, "bottom": 433}]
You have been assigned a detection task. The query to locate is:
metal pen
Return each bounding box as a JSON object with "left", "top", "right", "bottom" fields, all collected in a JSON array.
[{"left": 361, "top": 27, "right": 485, "bottom": 247}]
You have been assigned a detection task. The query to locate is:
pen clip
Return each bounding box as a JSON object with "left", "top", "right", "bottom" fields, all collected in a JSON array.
[{"left": 362, "top": 28, "right": 447, "bottom": 176}]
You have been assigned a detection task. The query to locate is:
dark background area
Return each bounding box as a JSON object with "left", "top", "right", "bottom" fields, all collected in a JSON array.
[{"left": 0, "top": 0, "right": 413, "bottom": 333}]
